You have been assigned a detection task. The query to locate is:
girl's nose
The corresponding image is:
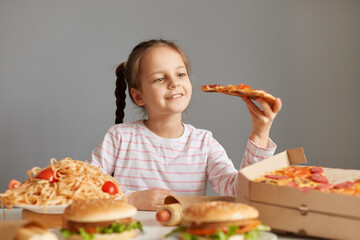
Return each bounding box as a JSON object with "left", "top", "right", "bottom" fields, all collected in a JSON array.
[{"left": 169, "top": 79, "right": 180, "bottom": 89}]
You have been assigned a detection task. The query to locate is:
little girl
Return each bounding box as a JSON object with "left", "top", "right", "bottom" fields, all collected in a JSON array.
[{"left": 87, "top": 39, "right": 282, "bottom": 210}]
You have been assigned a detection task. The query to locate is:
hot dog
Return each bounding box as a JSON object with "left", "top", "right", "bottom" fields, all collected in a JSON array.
[{"left": 156, "top": 203, "right": 182, "bottom": 226}]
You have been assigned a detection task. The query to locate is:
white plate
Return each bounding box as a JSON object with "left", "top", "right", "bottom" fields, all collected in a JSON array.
[
  {"left": 15, "top": 204, "right": 68, "bottom": 214},
  {"left": 259, "top": 231, "right": 278, "bottom": 240},
  {"left": 14, "top": 196, "right": 125, "bottom": 215}
]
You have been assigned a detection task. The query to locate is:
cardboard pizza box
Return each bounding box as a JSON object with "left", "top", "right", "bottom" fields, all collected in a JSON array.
[{"left": 236, "top": 147, "right": 360, "bottom": 240}]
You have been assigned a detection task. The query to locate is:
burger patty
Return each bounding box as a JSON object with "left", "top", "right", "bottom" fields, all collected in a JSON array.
[
  {"left": 183, "top": 218, "right": 257, "bottom": 229},
  {"left": 66, "top": 217, "right": 132, "bottom": 232}
]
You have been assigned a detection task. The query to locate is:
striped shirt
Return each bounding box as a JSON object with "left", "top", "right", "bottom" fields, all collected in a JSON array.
[{"left": 86, "top": 120, "right": 276, "bottom": 197}]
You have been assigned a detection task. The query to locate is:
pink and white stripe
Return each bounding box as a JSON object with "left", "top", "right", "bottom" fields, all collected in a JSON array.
[{"left": 86, "top": 120, "right": 276, "bottom": 197}]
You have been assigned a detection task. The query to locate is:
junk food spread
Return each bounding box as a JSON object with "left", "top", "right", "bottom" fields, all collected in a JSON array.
[
  {"left": 61, "top": 199, "right": 143, "bottom": 240},
  {"left": 165, "top": 201, "right": 270, "bottom": 240},
  {"left": 254, "top": 165, "right": 360, "bottom": 196},
  {"left": 201, "top": 84, "right": 277, "bottom": 105},
  {"left": 0, "top": 158, "right": 126, "bottom": 211}
]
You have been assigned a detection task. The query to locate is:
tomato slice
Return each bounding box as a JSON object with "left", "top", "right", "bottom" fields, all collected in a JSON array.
[
  {"left": 8, "top": 179, "right": 21, "bottom": 190},
  {"left": 186, "top": 226, "right": 227, "bottom": 236},
  {"left": 102, "top": 181, "right": 118, "bottom": 195},
  {"left": 186, "top": 220, "right": 260, "bottom": 236},
  {"left": 83, "top": 227, "right": 97, "bottom": 233},
  {"left": 235, "top": 219, "right": 260, "bottom": 234},
  {"left": 36, "top": 168, "right": 58, "bottom": 182}
]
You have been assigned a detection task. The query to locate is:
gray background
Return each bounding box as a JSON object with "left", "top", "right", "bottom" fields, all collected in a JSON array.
[{"left": 1, "top": 0, "right": 359, "bottom": 195}]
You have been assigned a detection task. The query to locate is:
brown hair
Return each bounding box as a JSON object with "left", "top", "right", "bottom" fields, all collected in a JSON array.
[{"left": 114, "top": 39, "right": 191, "bottom": 124}]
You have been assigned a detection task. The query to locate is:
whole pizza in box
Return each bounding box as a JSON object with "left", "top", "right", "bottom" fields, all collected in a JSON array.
[{"left": 254, "top": 165, "right": 360, "bottom": 196}]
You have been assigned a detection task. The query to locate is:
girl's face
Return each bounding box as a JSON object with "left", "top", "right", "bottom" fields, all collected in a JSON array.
[{"left": 132, "top": 46, "right": 192, "bottom": 118}]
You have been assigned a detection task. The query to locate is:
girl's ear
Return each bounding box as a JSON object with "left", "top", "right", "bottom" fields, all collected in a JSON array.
[{"left": 130, "top": 88, "right": 145, "bottom": 106}]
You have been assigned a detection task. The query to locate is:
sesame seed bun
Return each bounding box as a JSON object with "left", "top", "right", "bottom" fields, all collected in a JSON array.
[
  {"left": 64, "top": 198, "right": 137, "bottom": 222},
  {"left": 182, "top": 201, "right": 259, "bottom": 223}
]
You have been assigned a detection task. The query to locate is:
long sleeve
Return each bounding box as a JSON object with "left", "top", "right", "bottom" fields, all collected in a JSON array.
[
  {"left": 206, "top": 134, "right": 239, "bottom": 197},
  {"left": 206, "top": 134, "right": 277, "bottom": 197},
  {"left": 240, "top": 138, "right": 277, "bottom": 168},
  {"left": 86, "top": 122, "right": 277, "bottom": 198}
]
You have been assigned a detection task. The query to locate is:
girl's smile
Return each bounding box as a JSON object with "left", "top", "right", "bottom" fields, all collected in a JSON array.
[{"left": 166, "top": 93, "right": 184, "bottom": 100}]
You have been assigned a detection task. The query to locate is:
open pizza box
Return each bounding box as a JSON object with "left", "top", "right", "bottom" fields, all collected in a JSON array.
[{"left": 236, "top": 147, "right": 360, "bottom": 240}]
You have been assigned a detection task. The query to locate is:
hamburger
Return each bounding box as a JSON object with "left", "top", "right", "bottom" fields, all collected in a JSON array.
[
  {"left": 166, "top": 201, "right": 270, "bottom": 240},
  {"left": 61, "top": 199, "right": 143, "bottom": 240}
]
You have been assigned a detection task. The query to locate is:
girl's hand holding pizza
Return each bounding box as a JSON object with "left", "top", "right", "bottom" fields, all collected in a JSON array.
[
  {"left": 127, "top": 188, "right": 174, "bottom": 211},
  {"left": 201, "top": 84, "right": 281, "bottom": 147},
  {"left": 242, "top": 96, "right": 282, "bottom": 148}
]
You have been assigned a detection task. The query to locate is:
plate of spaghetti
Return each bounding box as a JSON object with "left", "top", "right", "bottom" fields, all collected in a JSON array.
[{"left": 0, "top": 157, "right": 126, "bottom": 214}]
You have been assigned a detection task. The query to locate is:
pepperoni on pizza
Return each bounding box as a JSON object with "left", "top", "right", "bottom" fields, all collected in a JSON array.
[{"left": 254, "top": 166, "right": 360, "bottom": 196}]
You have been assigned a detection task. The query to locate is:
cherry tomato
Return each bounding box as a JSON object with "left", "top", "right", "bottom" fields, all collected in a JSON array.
[
  {"left": 8, "top": 179, "right": 22, "bottom": 190},
  {"left": 102, "top": 181, "right": 118, "bottom": 195},
  {"left": 36, "top": 168, "right": 58, "bottom": 182}
]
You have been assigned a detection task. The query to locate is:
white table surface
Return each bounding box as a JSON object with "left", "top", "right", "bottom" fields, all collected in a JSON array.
[{"left": 1, "top": 209, "right": 319, "bottom": 240}]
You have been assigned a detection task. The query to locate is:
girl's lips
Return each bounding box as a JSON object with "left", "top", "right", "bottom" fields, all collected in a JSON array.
[{"left": 166, "top": 93, "right": 184, "bottom": 100}]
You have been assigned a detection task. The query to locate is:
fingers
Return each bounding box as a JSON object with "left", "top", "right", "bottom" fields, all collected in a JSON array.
[
  {"left": 148, "top": 188, "right": 174, "bottom": 210},
  {"left": 256, "top": 98, "right": 273, "bottom": 118},
  {"left": 272, "top": 98, "right": 282, "bottom": 114},
  {"left": 243, "top": 97, "right": 282, "bottom": 116},
  {"left": 241, "top": 96, "right": 262, "bottom": 118}
]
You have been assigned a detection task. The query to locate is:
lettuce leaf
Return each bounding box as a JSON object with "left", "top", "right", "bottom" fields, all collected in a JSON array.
[
  {"left": 60, "top": 221, "right": 143, "bottom": 239},
  {"left": 165, "top": 222, "right": 271, "bottom": 240}
]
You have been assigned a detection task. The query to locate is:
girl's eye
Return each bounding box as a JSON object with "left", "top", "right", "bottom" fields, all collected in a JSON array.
[
  {"left": 154, "top": 78, "right": 165, "bottom": 82},
  {"left": 178, "top": 73, "right": 186, "bottom": 77}
]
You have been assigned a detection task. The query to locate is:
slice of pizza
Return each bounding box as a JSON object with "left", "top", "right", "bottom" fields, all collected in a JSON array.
[
  {"left": 201, "top": 84, "right": 277, "bottom": 105},
  {"left": 201, "top": 84, "right": 250, "bottom": 92}
]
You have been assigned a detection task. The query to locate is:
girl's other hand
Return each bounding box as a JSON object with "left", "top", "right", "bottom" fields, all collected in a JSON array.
[
  {"left": 241, "top": 97, "right": 282, "bottom": 148},
  {"left": 127, "top": 188, "right": 174, "bottom": 211}
]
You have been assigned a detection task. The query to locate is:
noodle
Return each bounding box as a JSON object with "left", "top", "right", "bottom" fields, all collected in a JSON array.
[{"left": 0, "top": 158, "right": 125, "bottom": 209}]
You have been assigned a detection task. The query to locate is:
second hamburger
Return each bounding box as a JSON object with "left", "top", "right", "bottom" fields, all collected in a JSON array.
[{"left": 166, "top": 201, "right": 270, "bottom": 240}]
